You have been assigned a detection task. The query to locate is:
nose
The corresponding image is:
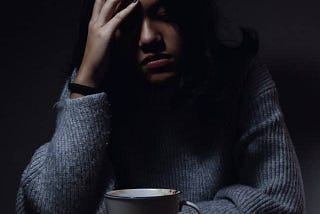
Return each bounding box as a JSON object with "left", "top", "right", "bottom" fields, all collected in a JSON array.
[{"left": 139, "top": 19, "right": 163, "bottom": 52}]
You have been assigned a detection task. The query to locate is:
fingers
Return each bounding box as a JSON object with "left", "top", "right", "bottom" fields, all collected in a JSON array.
[
  {"left": 90, "top": 0, "right": 106, "bottom": 23},
  {"left": 103, "top": 0, "right": 139, "bottom": 32},
  {"left": 96, "top": 0, "right": 122, "bottom": 27}
]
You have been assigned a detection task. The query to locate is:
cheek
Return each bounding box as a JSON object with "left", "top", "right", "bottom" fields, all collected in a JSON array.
[
  {"left": 163, "top": 25, "right": 183, "bottom": 52},
  {"left": 164, "top": 35, "right": 183, "bottom": 67}
]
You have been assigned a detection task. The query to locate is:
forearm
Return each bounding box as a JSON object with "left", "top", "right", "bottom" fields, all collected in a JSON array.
[
  {"left": 47, "top": 92, "right": 112, "bottom": 209},
  {"left": 180, "top": 183, "right": 303, "bottom": 214},
  {"left": 17, "top": 89, "right": 114, "bottom": 213},
  {"left": 180, "top": 199, "right": 239, "bottom": 214}
]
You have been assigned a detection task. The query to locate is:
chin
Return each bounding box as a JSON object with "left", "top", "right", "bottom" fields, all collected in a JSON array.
[{"left": 147, "top": 72, "right": 177, "bottom": 84}]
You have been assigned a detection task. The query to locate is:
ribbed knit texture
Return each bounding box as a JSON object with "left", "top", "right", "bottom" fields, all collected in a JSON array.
[{"left": 16, "top": 64, "right": 305, "bottom": 213}]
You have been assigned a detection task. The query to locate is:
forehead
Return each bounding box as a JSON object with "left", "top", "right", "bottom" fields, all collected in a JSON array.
[
  {"left": 139, "top": 0, "right": 162, "bottom": 10},
  {"left": 121, "top": 0, "right": 164, "bottom": 16}
]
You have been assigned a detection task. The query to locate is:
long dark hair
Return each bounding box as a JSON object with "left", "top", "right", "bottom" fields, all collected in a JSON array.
[{"left": 63, "top": 0, "right": 259, "bottom": 123}]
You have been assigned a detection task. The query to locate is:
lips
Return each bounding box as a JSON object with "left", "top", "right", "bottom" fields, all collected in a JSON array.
[
  {"left": 146, "top": 58, "right": 174, "bottom": 70},
  {"left": 140, "top": 53, "right": 173, "bottom": 69}
]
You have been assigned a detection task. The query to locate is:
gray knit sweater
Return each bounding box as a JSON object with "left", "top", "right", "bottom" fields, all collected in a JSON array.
[{"left": 16, "top": 62, "right": 305, "bottom": 213}]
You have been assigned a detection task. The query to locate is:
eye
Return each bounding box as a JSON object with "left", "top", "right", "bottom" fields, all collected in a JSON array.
[
  {"left": 157, "top": 7, "right": 167, "bottom": 16},
  {"left": 154, "top": 7, "right": 170, "bottom": 21}
]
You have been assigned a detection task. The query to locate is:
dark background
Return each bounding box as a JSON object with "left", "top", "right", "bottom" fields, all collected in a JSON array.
[{"left": 1, "top": 0, "right": 319, "bottom": 213}]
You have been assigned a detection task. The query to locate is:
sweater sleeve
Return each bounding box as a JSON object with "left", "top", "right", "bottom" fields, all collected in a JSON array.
[
  {"left": 181, "top": 63, "right": 305, "bottom": 213},
  {"left": 16, "top": 68, "right": 115, "bottom": 213}
]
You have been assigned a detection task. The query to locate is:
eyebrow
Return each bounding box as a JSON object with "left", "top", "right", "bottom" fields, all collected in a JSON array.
[{"left": 147, "top": 1, "right": 165, "bottom": 13}]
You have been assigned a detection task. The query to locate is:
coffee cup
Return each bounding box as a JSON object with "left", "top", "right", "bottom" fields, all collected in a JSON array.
[{"left": 104, "top": 188, "right": 201, "bottom": 214}]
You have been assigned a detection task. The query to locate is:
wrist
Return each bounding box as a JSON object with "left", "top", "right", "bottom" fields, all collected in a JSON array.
[
  {"left": 74, "top": 68, "right": 103, "bottom": 88},
  {"left": 68, "top": 82, "right": 104, "bottom": 96},
  {"left": 70, "top": 92, "right": 85, "bottom": 99}
]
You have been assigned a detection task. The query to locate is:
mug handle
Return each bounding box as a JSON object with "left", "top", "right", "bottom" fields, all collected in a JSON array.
[{"left": 179, "top": 200, "right": 201, "bottom": 213}]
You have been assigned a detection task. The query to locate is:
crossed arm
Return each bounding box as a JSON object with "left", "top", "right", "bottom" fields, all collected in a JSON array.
[{"left": 16, "top": 67, "right": 305, "bottom": 213}]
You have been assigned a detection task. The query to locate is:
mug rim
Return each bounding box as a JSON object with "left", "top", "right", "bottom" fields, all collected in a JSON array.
[{"left": 104, "top": 188, "right": 182, "bottom": 200}]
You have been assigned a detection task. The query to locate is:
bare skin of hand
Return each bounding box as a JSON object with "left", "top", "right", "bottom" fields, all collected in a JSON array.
[{"left": 70, "top": 0, "right": 139, "bottom": 99}]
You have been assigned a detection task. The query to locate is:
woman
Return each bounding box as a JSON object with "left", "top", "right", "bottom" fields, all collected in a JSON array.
[{"left": 16, "top": 0, "right": 305, "bottom": 213}]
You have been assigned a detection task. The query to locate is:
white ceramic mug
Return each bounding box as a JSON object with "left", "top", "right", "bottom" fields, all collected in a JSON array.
[{"left": 104, "top": 188, "right": 201, "bottom": 214}]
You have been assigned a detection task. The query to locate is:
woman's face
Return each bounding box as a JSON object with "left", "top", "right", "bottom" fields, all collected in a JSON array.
[{"left": 119, "top": 0, "right": 184, "bottom": 84}]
